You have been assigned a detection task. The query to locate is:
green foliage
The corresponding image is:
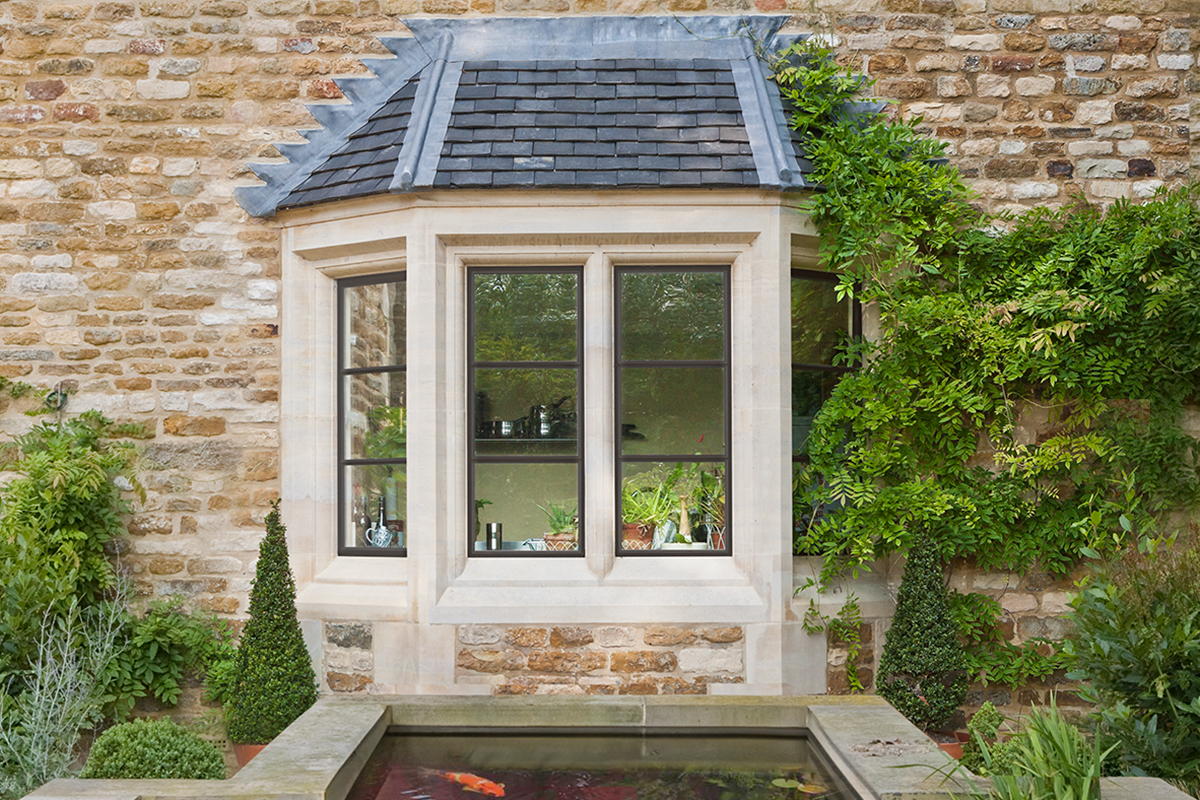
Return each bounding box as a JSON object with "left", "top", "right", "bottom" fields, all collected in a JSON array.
[
  {"left": 537, "top": 502, "right": 578, "bottom": 535},
  {"left": 949, "top": 591, "right": 1069, "bottom": 689},
  {"left": 962, "top": 702, "right": 1004, "bottom": 775},
  {"left": 225, "top": 501, "right": 317, "bottom": 744},
  {"left": 0, "top": 600, "right": 124, "bottom": 800},
  {"left": 0, "top": 412, "right": 141, "bottom": 696},
  {"left": 1065, "top": 535, "right": 1200, "bottom": 787},
  {"left": 877, "top": 535, "right": 968, "bottom": 729},
  {"left": 202, "top": 656, "right": 238, "bottom": 707},
  {"left": 105, "top": 598, "right": 235, "bottom": 718},
  {"left": 81, "top": 718, "right": 225, "bottom": 780},
  {"left": 772, "top": 41, "right": 1200, "bottom": 589},
  {"left": 966, "top": 699, "right": 1114, "bottom": 800},
  {"left": 621, "top": 478, "right": 675, "bottom": 526},
  {"left": 800, "top": 590, "right": 865, "bottom": 693}
]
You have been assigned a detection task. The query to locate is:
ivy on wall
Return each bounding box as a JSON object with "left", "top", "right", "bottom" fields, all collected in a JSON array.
[{"left": 773, "top": 42, "right": 1200, "bottom": 689}]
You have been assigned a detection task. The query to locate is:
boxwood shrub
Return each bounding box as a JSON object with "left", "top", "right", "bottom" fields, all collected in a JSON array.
[{"left": 81, "top": 719, "right": 225, "bottom": 780}]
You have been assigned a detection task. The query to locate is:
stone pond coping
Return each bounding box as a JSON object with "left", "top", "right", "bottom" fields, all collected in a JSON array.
[{"left": 25, "top": 695, "right": 1192, "bottom": 800}]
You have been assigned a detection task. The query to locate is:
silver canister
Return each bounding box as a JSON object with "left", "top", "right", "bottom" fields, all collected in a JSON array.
[{"left": 485, "top": 522, "right": 502, "bottom": 551}]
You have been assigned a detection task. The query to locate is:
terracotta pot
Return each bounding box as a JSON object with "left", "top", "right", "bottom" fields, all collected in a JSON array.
[
  {"left": 233, "top": 742, "right": 268, "bottom": 767},
  {"left": 543, "top": 532, "right": 577, "bottom": 551},
  {"left": 932, "top": 731, "right": 970, "bottom": 760},
  {"left": 621, "top": 522, "right": 654, "bottom": 550}
]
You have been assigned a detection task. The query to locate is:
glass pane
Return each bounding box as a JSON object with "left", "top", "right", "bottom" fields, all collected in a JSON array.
[
  {"left": 621, "top": 366, "right": 724, "bottom": 456},
  {"left": 473, "top": 463, "right": 579, "bottom": 553},
  {"left": 473, "top": 368, "right": 577, "bottom": 456},
  {"left": 792, "top": 369, "right": 842, "bottom": 454},
  {"left": 473, "top": 272, "right": 578, "bottom": 363},
  {"left": 791, "top": 276, "right": 849, "bottom": 366},
  {"left": 620, "top": 271, "right": 725, "bottom": 361},
  {"left": 344, "top": 372, "right": 406, "bottom": 460},
  {"left": 344, "top": 279, "right": 405, "bottom": 369},
  {"left": 344, "top": 464, "right": 406, "bottom": 550},
  {"left": 620, "top": 461, "right": 727, "bottom": 552}
]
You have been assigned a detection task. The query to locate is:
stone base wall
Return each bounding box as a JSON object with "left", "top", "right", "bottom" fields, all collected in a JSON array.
[{"left": 455, "top": 624, "right": 746, "bottom": 695}]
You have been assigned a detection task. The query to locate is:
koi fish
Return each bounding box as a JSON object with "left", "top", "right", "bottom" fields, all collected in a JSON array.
[{"left": 432, "top": 770, "right": 506, "bottom": 797}]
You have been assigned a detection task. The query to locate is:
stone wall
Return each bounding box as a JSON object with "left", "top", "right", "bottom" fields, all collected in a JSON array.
[
  {"left": 0, "top": 0, "right": 1193, "bottom": 688},
  {"left": 455, "top": 624, "right": 746, "bottom": 695}
]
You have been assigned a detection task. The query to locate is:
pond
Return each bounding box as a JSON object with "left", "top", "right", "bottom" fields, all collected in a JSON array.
[{"left": 346, "top": 730, "right": 854, "bottom": 800}]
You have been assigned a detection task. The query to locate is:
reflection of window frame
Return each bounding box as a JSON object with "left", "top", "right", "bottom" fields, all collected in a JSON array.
[
  {"left": 615, "top": 266, "right": 732, "bottom": 557},
  {"left": 467, "top": 266, "right": 585, "bottom": 558},
  {"left": 338, "top": 271, "right": 407, "bottom": 557},
  {"left": 791, "top": 268, "right": 861, "bottom": 534}
]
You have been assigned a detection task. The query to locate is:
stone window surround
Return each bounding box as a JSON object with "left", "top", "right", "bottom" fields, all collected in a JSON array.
[{"left": 280, "top": 190, "right": 814, "bottom": 657}]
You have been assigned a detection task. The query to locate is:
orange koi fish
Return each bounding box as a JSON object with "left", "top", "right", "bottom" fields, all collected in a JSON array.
[{"left": 432, "top": 770, "right": 506, "bottom": 797}]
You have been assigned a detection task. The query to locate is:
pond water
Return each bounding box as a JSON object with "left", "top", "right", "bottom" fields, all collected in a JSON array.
[{"left": 347, "top": 731, "right": 853, "bottom": 800}]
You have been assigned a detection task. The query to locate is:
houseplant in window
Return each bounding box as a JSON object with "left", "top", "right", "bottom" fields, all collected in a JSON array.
[
  {"left": 225, "top": 501, "right": 318, "bottom": 766},
  {"left": 698, "top": 467, "right": 727, "bottom": 550},
  {"left": 620, "top": 480, "right": 673, "bottom": 550},
  {"left": 538, "top": 502, "right": 578, "bottom": 551}
]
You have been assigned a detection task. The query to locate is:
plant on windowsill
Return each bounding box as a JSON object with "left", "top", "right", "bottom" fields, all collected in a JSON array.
[
  {"left": 538, "top": 502, "right": 578, "bottom": 551},
  {"left": 620, "top": 480, "right": 674, "bottom": 551},
  {"left": 225, "top": 500, "right": 318, "bottom": 766}
]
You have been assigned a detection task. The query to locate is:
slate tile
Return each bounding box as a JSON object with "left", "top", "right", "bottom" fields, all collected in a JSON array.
[
  {"left": 614, "top": 113, "right": 657, "bottom": 127},
  {"left": 658, "top": 141, "right": 700, "bottom": 155},
  {"left": 588, "top": 60, "right": 616, "bottom": 70},
  {"left": 494, "top": 113, "right": 537, "bottom": 127},
  {"left": 556, "top": 128, "right": 597, "bottom": 142},
  {"left": 675, "top": 98, "right": 717, "bottom": 113},
  {"left": 657, "top": 85, "right": 696, "bottom": 98},
  {"left": 596, "top": 99, "right": 637, "bottom": 114},
  {"left": 615, "top": 84, "right": 656, "bottom": 98},
  {"left": 721, "top": 155, "right": 757, "bottom": 170},
  {"left": 492, "top": 141, "right": 533, "bottom": 156},
  {"left": 719, "top": 127, "right": 750, "bottom": 143},
  {"left": 655, "top": 113, "right": 698, "bottom": 128},
  {"left": 452, "top": 100, "right": 476, "bottom": 114},
  {"left": 513, "top": 156, "right": 555, "bottom": 170},
  {"left": 637, "top": 155, "right": 679, "bottom": 170},
  {"left": 559, "top": 70, "right": 598, "bottom": 83},
  {"left": 659, "top": 171, "right": 704, "bottom": 186},
  {"left": 492, "top": 171, "right": 536, "bottom": 187},
  {"left": 469, "top": 157, "right": 518, "bottom": 171},
  {"left": 715, "top": 98, "right": 742, "bottom": 113},
  {"left": 438, "top": 157, "right": 475, "bottom": 171},
  {"left": 680, "top": 155, "right": 722, "bottom": 170},
  {"left": 616, "top": 141, "right": 657, "bottom": 156},
  {"left": 534, "top": 170, "right": 576, "bottom": 186},
  {"left": 575, "top": 171, "right": 619, "bottom": 186},
  {"left": 635, "top": 69, "right": 677, "bottom": 84},
  {"left": 701, "top": 170, "right": 743, "bottom": 185},
  {"left": 535, "top": 85, "right": 580, "bottom": 99},
  {"left": 577, "top": 84, "right": 616, "bottom": 99},
  {"left": 556, "top": 156, "right": 598, "bottom": 170},
  {"left": 595, "top": 127, "right": 632, "bottom": 142},
  {"left": 443, "top": 128, "right": 474, "bottom": 142},
  {"left": 679, "top": 126, "right": 720, "bottom": 142},
  {"left": 596, "top": 70, "right": 637, "bottom": 84},
  {"left": 609, "top": 156, "right": 639, "bottom": 169},
  {"left": 555, "top": 99, "right": 596, "bottom": 113},
  {"left": 451, "top": 142, "right": 493, "bottom": 157},
  {"left": 456, "top": 113, "right": 498, "bottom": 128},
  {"left": 640, "top": 128, "right": 679, "bottom": 142},
  {"left": 696, "top": 83, "right": 737, "bottom": 98},
  {"left": 477, "top": 70, "right": 518, "bottom": 84},
  {"left": 617, "top": 170, "right": 659, "bottom": 185},
  {"left": 533, "top": 141, "right": 575, "bottom": 156},
  {"left": 514, "top": 99, "right": 549, "bottom": 112},
  {"left": 574, "top": 141, "right": 615, "bottom": 156},
  {"left": 496, "top": 84, "right": 538, "bottom": 98},
  {"left": 534, "top": 113, "right": 576, "bottom": 126},
  {"left": 474, "top": 99, "right": 517, "bottom": 112},
  {"left": 513, "top": 127, "right": 555, "bottom": 141},
  {"left": 580, "top": 113, "right": 618, "bottom": 127},
  {"left": 655, "top": 59, "right": 693, "bottom": 70},
  {"left": 449, "top": 171, "right": 494, "bottom": 186},
  {"left": 636, "top": 98, "right": 676, "bottom": 113},
  {"left": 697, "top": 112, "right": 740, "bottom": 126},
  {"left": 506, "top": 60, "right": 539, "bottom": 71},
  {"left": 474, "top": 129, "right": 515, "bottom": 142},
  {"left": 693, "top": 59, "right": 727, "bottom": 70},
  {"left": 537, "top": 60, "right": 575, "bottom": 70},
  {"left": 457, "top": 84, "right": 497, "bottom": 99},
  {"left": 697, "top": 140, "right": 742, "bottom": 155},
  {"left": 622, "top": 59, "right": 656, "bottom": 69},
  {"left": 740, "top": 143, "right": 754, "bottom": 155},
  {"left": 467, "top": 61, "right": 498, "bottom": 70}
]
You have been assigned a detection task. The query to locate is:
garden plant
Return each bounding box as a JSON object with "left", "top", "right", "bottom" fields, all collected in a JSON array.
[{"left": 81, "top": 718, "right": 225, "bottom": 780}]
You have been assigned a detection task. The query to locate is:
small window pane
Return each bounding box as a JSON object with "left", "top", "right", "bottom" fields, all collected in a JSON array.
[
  {"left": 621, "top": 366, "right": 725, "bottom": 456},
  {"left": 473, "top": 463, "right": 579, "bottom": 552},
  {"left": 344, "top": 280, "right": 405, "bottom": 369},
  {"left": 791, "top": 277, "right": 849, "bottom": 366},
  {"left": 792, "top": 369, "right": 841, "bottom": 454},
  {"left": 344, "top": 464, "right": 406, "bottom": 550},
  {"left": 344, "top": 372, "right": 406, "bottom": 460},
  {"left": 473, "top": 272, "right": 578, "bottom": 363},
  {"left": 473, "top": 368, "right": 577, "bottom": 456},
  {"left": 620, "top": 272, "right": 725, "bottom": 361},
  {"left": 620, "top": 461, "right": 727, "bottom": 552}
]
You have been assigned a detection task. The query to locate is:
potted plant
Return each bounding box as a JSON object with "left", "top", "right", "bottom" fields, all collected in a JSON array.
[
  {"left": 620, "top": 480, "right": 673, "bottom": 550},
  {"left": 225, "top": 500, "right": 318, "bottom": 766},
  {"left": 538, "top": 501, "right": 578, "bottom": 551},
  {"left": 697, "top": 467, "right": 727, "bottom": 550}
]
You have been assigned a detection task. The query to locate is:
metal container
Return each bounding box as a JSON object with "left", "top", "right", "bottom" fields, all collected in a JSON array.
[{"left": 485, "top": 522, "right": 502, "bottom": 551}]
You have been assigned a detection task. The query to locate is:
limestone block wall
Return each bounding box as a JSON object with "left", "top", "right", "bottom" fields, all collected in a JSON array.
[
  {"left": 454, "top": 624, "right": 746, "bottom": 695},
  {"left": 0, "top": 0, "right": 1192, "bottom": 658}
]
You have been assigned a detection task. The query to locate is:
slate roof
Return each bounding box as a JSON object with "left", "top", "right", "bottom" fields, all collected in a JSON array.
[{"left": 236, "top": 16, "right": 817, "bottom": 218}]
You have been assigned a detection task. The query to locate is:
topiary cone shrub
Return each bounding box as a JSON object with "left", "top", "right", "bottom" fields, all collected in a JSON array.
[
  {"left": 877, "top": 533, "right": 968, "bottom": 731},
  {"left": 225, "top": 500, "right": 318, "bottom": 745},
  {"left": 81, "top": 719, "right": 225, "bottom": 780}
]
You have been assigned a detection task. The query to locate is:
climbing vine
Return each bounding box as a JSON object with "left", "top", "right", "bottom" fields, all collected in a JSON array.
[{"left": 773, "top": 42, "right": 1200, "bottom": 584}]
